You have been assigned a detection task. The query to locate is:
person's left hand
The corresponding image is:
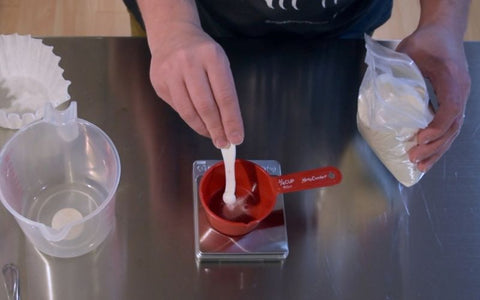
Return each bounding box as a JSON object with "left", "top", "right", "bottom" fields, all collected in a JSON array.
[{"left": 396, "top": 24, "right": 471, "bottom": 172}]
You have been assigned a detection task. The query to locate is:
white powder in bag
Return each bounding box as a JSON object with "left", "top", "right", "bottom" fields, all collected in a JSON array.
[{"left": 357, "top": 73, "right": 433, "bottom": 187}]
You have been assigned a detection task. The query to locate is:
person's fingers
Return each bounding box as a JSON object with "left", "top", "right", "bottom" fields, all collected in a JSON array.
[
  {"left": 416, "top": 152, "right": 442, "bottom": 172},
  {"left": 205, "top": 53, "right": 244, "bottom": 145},
  {"left": 416, "top": 70, "right": 465, "bottom": 145},
  {"left": 185, "top": 67, "right": 229, "bottom": 149},
  {"left": 416, "top": 102, "right": 463, "bottom": 145},
  {"left": 409, "top": 118, "right": 461, "bottom": 170},
  {"left": 412, "top": 68, "right": 466, "bottom": 171},
  {"left": 414, "top": 131, "right": 456, "bottom": 172},
  {"left": 168, "top": 75, "right": 210, "bottom": 138},
  {"left": 147, "top": 27, "right": 244, "bottom": 147}
]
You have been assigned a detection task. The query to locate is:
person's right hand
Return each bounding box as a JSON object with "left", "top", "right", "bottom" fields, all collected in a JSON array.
[{"left": 146, "top": 21, "right": 244, "bottom": 149}]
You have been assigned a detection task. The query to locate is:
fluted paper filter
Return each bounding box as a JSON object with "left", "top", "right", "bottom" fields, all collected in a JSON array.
[{"left": 0, "top": 34, "right": 71, "bottom": 129}]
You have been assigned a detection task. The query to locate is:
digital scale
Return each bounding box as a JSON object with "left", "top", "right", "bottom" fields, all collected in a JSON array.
[{"left": 193, "top": 160, "right": 289, "bottom": 263}]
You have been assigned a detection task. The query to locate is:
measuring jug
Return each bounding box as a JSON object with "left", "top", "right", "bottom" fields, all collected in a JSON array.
[
  {"left": 0, "top": 102, "right": 121, "bottom": 258},
  {"left": 199, "top": 159, "right": 341, "bottom": 236}
]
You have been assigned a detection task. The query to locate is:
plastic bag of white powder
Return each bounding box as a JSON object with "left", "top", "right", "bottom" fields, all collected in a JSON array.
[{"left": 357, "top": 35, "right": 434, "bottom": 187}]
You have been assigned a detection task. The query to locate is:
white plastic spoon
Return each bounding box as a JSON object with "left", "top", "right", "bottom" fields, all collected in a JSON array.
[{"left": 221, "top": 144, "right": 236, "bottom": 205}]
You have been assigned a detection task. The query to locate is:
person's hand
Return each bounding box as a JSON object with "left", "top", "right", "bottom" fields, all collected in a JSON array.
[
  {"left": 396, "top": 24, "right": 471, "bottom": 172},
  {"left": 147, "top": 21, "right": 244, "bottom": 148}
]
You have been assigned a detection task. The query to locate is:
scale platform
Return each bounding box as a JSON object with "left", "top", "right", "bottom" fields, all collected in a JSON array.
[{"left": 193, "top": 160, "right": 289, "bottom": 263}]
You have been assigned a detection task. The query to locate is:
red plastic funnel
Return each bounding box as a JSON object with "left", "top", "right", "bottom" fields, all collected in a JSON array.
[{"left": 199, "top": 159, "right": 342, "bottom": 236}]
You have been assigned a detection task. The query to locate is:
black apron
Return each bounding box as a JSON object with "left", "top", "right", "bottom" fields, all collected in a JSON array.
[{"left": 123, "top": 0, "right": 392, "bottom": 38}]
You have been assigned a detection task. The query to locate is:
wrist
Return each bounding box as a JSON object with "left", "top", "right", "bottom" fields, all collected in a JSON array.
[
  {"left": 137, "top": 0, "right": 201, "bottom": 38},
  {"left": 417, "top": 0, "right": 470, "bottom": 42}
]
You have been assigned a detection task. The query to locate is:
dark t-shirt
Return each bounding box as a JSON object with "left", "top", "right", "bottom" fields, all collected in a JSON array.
[{"left": 123, "top": 0, "right": 392, "bottom": 38}]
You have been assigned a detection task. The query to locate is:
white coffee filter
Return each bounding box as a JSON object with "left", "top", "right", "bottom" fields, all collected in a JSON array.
[{"left": 0, "top": 34, "right": 71, "bottom": 129}]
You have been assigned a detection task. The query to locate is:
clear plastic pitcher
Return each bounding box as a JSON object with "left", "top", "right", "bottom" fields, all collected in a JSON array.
[{"left": 0, "top": 102, "right": 121, "bottom": 258}]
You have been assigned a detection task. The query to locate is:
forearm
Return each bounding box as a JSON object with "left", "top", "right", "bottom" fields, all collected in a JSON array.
[
  {"left": 418, "top": 0, "right": 471, "bottom": 41},
  {"left": 137, "top": 0, "right": 201, "bottom": 38}
]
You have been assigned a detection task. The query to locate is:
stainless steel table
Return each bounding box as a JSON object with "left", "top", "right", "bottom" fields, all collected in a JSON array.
[{"left": 1, "top": 37, "right": 479, "bottom": 300}]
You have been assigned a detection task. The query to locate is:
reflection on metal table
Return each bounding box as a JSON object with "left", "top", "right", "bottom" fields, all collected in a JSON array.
[{"left": 0, "top": 37, "right": 479, "bottom": 299}]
